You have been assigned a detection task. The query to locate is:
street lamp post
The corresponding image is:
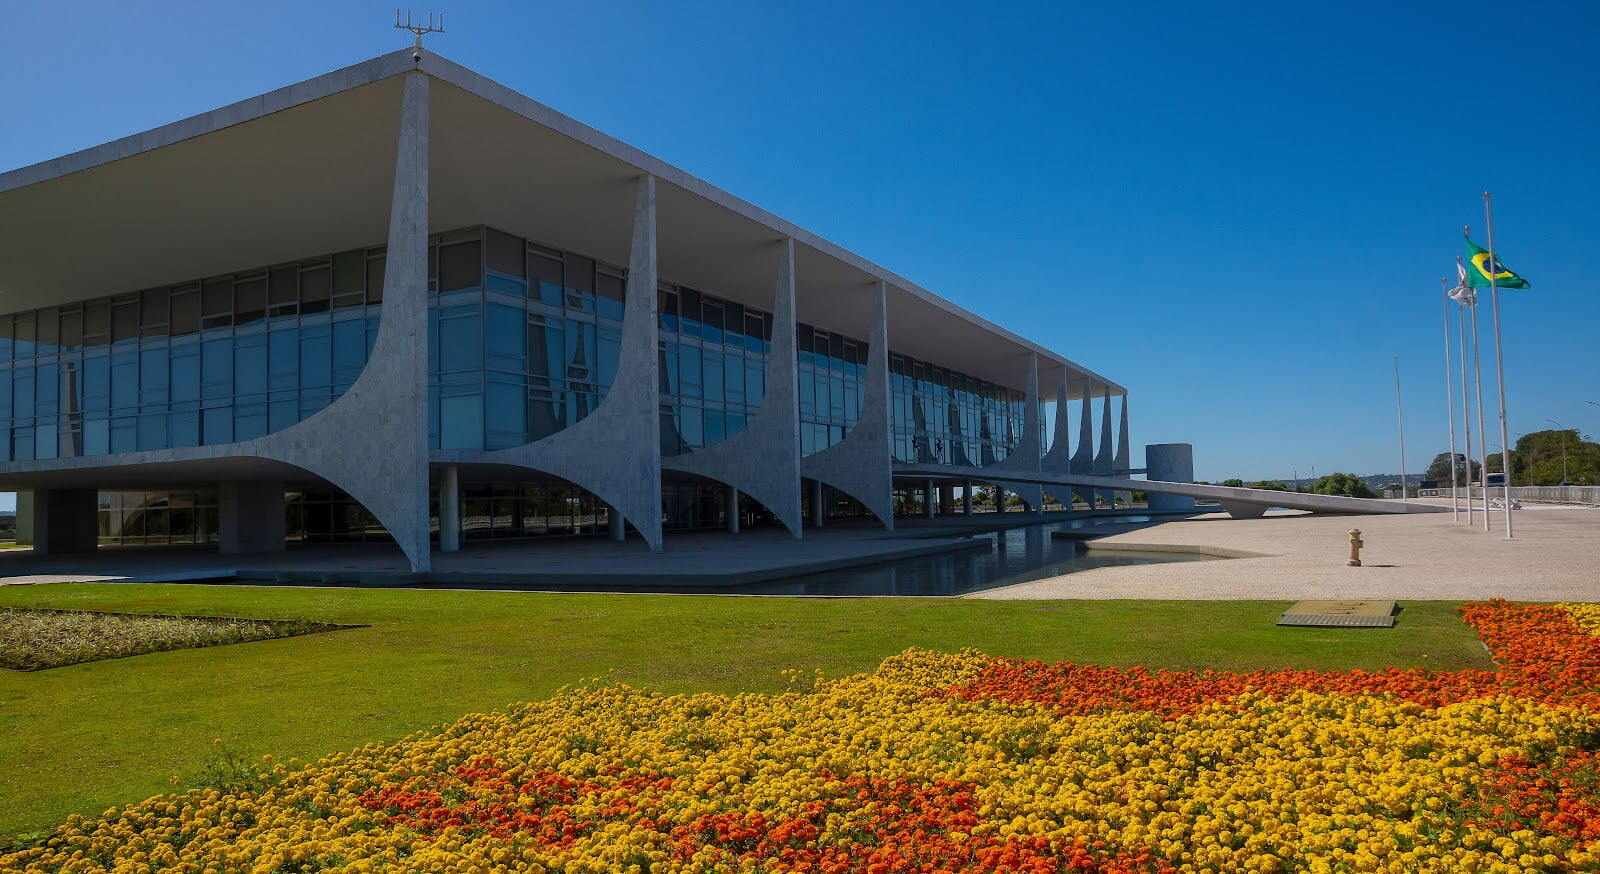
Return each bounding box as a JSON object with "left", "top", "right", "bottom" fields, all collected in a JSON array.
[{"left": 1545, "top": 418, "right": 1569, "bottom": 484}]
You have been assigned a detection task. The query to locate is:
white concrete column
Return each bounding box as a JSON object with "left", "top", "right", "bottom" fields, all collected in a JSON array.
[
  {"left": 963, "top": 481, "right": 974, "bottom": 515},
  {"left": 939, "top": 484, "right": 954, "bottom": 516},
  {"left": 439, "top": 465, "right": 461, "bottom": 552},
  {"left": 811, "top": 480, "right": 825, "bottom": 527},
  {"left": 995, "top": 486, "right": 1007, "bottom": 514},
  {"left": 727, "top": 485, "right": 740, "bottom": 533},
  {"left": 609, "top": 504, "right": 625, "bottom": 541},
  {"left": 14, "top": 491, "right": 33, "bottom": 546},
  {"left": 799, "top": 281, "right": 894, "bottom": 529},
  {"left": 923, "top": 479, "right": 936, "bottom": 519},
  {"left": 219, "top": 481, "right": 286, "bottom": 554}
]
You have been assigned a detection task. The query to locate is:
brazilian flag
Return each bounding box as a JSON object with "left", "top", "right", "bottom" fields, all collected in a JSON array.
[{"left": 1464, "top": 237, "right": 1531, "bottom": 289}]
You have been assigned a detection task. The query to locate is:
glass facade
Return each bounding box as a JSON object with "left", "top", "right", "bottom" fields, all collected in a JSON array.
[
  {"left": 0, "top": 248, "right": 385, "bottom": 462},
  {"left": 890, "top": 354, "right": 1029, "bottom": 466},
  {"left": 657, "top": 284, "right": 772, "bottom": 456},
  {"left": 98, "top": 491, "right": 220, "bottom": 546},
  {"left": 4, "top": 223, "right": 1042, "bottom": 543}
]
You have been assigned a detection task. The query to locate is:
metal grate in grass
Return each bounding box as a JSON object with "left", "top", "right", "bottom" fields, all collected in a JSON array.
[{"left": 0, "top": 608, "right": 361, "bottom": 671}]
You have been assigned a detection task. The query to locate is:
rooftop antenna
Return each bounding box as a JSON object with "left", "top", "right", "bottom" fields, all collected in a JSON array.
[{"left": 395, "top": 10, "right": 445, "bottom": 61}]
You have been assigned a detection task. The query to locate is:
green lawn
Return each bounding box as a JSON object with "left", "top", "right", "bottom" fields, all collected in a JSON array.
[{"left": 0, "top": 583, "right": 1491, "bottom": 841}]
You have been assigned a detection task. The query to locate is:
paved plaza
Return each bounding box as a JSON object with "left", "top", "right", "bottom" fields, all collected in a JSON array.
[{"left": 970, "top": 505, "right": 1600, "bottom": 601}]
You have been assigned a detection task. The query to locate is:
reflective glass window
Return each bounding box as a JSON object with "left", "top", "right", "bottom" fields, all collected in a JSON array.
[
  {"left": 111, "top": 355, "right": 137, "bottom": 410},
  {"left": 299, "top": 325, "right": 331, "bottom": 388},
  {"left": 440, "top": 394, "right": 483, "bottom": 449},
  {"left": 269, "top": 329, "right": 298, "bottom": 390},
  {"left": 235, "top": 335, "right": 267, "bottom": 395},
  {"left": 439, "top": 310, "right": 482, "bottom": 373},
  {"left": 300, "top": 265, "right": 332, "bottom": 314},
  {"left": 485, "top": 304, "right": 524, "bottom": 372},
  {"left": 202, "top": 338, "right": 233, "bottom": 399}
]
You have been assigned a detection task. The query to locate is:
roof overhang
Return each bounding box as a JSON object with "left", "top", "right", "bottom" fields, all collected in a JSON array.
[{"left": 0, "top": 49, "right": 1123, "bottom": 398}]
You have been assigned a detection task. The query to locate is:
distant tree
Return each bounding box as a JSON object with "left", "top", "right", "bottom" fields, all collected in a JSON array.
[
  {"left": 1219, "top": 478, "right": 1245, "bottom": 488},
  {"left": 1310, "top": 472, "right": 1376, "bottom": 498},
  {"left": 1247, "top": 480, "right": 1289, "bottom": 491},
  {"left": 974, "top": 485, "right": 996, "bottom": 506},
  {"left": 1424, "top": 452, "right": 1482, "bottom": 487},
  {"left": 1485, "top": 429, "right": 1600, "bottom": 486}
]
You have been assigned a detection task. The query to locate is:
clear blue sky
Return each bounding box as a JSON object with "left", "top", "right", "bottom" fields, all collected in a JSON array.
[{"left": 3, "top": 0, "right": 1597, "bottom": 503}]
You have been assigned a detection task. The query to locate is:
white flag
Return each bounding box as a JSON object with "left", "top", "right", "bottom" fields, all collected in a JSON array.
[{"left": 1447, "top": 258, "right": 1476, "bottom": 306}]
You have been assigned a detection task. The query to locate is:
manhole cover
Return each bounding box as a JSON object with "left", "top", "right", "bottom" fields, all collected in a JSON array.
[{"left": 1277, "top": 599, "right": 1397, "bottom": 628}]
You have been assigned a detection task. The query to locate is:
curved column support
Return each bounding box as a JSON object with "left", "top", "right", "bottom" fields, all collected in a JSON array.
[
  {"left": 982, "top": 352, "right": 1043, "bottom": 511},
  {"left": 802, "top": 280, "right": 893, "bottom": 529},
  {"left": 662, "top": 238, "right": 802, "bottom": 537},
  {"left": 0, "top": 71, "right": 438, "bottom": 570},
  {"left": 1094, "top": 390, "right": 1115, "bottom": 507},
  {"left": 1042, "top": 367, "right": 1073, "bottom": 474},
  {"left": 439, "top": 174, "right": 664, "bottom": 549},
  {"left": 1071, "top": 379, "right": 1095, "bottom": 474}
]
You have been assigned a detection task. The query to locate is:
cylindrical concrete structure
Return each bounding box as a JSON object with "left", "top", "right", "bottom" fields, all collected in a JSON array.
[
  {"left": 924, "top": 479, "right": 936, "bottom": 519},
  {"left": 609, "top": 503, "right": 626, "bottom": 541},
  {"left": 727, "top": 485, "right": 740, "bottom": 533},
  {"left": 1145, "top": 443, "right": 1196, "bottom": 512},
  {"left": 811, "top": 480, "right": 825, "bottom": 527},
  {"left": 963, "top": 481, "right": 974, "bottom": 515}
]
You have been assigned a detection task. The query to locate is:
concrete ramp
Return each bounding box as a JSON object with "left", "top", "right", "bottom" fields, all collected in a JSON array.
[{"left": 894, "top": 464, "right": 1448, "bottom": 518}]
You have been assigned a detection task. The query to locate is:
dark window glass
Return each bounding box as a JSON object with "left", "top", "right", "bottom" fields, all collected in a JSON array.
[
  {"left": 0, "top": 315, "right": 11, "bottom": 360},
  {"left": 37, "top": 308, "right": 59, "bottom": 353},
  {"left": 333, "top": 251, "right": 365, "bottom": 295},
  {"left": 596, "top": 271, "right": 624, "bottom": 320},
  {"left": 701, "top": 300, "right": 723, "bottom": 344},
  {"left": 529, "top": 252, "right": 562, "bottom": 305},
  {"left": 485, "top": 230, "right": 525, "bottom": 295},
  {"left": 724, "top": 302, "right": 744, "bottom": 346},
  {"left": 659, "top": 289, "right": 678, "bottom": 332},
  {"left": 300, "top": 265, "right": 332, "bottom": 314},
  {"left": 196, "top": 279, "right": 230, "bottom": 317},
  {"left": 679, "top": 289, "right": 702, "bottom": 337},
  {"left": 111, "top": 302, "right": 138, "bottom": 344},
  {"left": 140, "top": 289, "right": 168, "bottom": 330},
  {"left": 366, "top": 255, "right": 386, "bottom": 303},
  {"left": 84, "top": 302, "right": 110, "bottom": 345},
  {"left": 725, "top": 355, "right": 744, "bottom": 406},
  {"left": 170, "top": 291, "right": 200, "bottom": 334},
  {"left": 438, "top": 241, "right": 482, "bottom": 293},
  {"left": 233, "top": 275, "right": 267, "bottom": 323},
  {"left": 269, "top": 267, "right": 297, "bottom": 305},
  {"left": 13, "top": 312, "right": 35, "bottom": 357}
]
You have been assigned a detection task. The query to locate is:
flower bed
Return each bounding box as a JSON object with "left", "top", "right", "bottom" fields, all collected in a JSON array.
[
  {"left": 6, "top": 600, "right": 1599, "bottom": 872},
  {"left": 0, "top": 608, "right": 352, "bottom": 671}
]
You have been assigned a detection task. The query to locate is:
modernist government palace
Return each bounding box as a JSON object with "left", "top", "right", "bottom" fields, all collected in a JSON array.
[{"left": 0, "top": 49, "right": 1177, "bottom": 572}]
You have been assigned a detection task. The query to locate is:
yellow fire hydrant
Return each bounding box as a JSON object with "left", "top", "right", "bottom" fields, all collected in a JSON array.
[{"left": 1347, "top": 529, "right": 1364, "bottom": 567}]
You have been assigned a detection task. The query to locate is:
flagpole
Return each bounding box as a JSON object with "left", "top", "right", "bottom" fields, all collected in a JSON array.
[
  {"left": 1462, "top": 248, "right": 1491, "bottom": 531},
  {"left": 1393, "top": 356, "right": 1408, "bottom": 502},
  {"left": 1439, "top": 278, "right": 1459, "bottom": 519},
  {"left": 1456, "top": 285, "right": 1474, "bottom": 525},
  {"left": 1484, "top": 192, "right": 1514, "bottom": 538}
]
